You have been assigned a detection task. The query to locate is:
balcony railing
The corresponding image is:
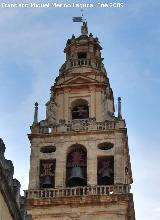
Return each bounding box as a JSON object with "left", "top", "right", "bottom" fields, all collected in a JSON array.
[
  {"left": 25, "top": 184, "right": 130, "bottom": 199},
  {"left": 70, "top": 59, "right": 91, "bottom": 67}
]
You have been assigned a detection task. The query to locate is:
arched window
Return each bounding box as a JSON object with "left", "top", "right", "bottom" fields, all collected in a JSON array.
[
  {"left": 97, "top": 156, "right": 114, "bottom": 185},
  {"left": 78, "top": 52, "right": 87, "bottom": 59},
  {"left": 66, "top": 144, "right": 87, "bottom": 187},
  {"left": 39, "top": 160, "right": 56, "bottom": 188},
  {"left": 71, "top": 99, "right": 89, "bottom": 120}
]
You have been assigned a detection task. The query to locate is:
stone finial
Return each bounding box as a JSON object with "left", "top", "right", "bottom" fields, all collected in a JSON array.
[
  {"left": 81, "top": 22, "right": 88, "bottom": 35},
  {"left": 118, "top": 97, "right": 122, "bottom": 119},
  {"left": 33, "top": 102, "right": 38, "bottom": 124},
  {"left": 0, "top": 138, "right": 6, "bottom": 158}
]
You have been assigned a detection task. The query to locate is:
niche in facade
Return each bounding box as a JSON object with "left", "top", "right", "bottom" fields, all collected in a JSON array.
[
  {"left": 71, "top": 99, "right": 89, "bottom": 120},
  {"left": 98, "top": 142, "right": 113, "bottom": 151},
  {"left": 97, "top": 156, "right": 114, "bottom": 185},
  {"left": 39, "top": 160, "right": 56, "bottom": 188},
  {"left": 40, "top": 146, "right": 56, "bottom": 153},
  {"left": 78, "top": 52, "right": 87, "bottom": 59},
  {"left": 66, "top": 145, "right": 87, "bottom": 187}
]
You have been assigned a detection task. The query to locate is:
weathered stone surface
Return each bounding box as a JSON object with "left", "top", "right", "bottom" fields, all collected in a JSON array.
[
  {"left": 27, "top": 22, "right": 135, "bottom": 220},
  {"left": 0, "top": 139, "right": 23, "bottom": 220}
]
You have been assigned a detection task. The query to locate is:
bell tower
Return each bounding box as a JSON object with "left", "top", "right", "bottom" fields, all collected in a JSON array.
[{"left": 26, "top": 21, "right": 135, "bottom": 220}]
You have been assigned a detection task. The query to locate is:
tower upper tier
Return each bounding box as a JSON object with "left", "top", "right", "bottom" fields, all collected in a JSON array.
[
  {"left": 58, "top": 22, "right": 106, "bottom": 76},
  {"left": 31, "top": 21, "right": 125, "bottom": 135}
]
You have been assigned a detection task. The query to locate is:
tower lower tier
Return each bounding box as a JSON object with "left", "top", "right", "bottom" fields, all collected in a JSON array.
[{"left": 25, "top": 185, "right": 135, "bottom": 220}]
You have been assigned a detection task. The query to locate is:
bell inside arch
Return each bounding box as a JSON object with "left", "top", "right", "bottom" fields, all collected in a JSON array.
[
  {"left": 42, "top": 175, "right": 52, "bottom": 188},
  {"left": 99, "top": 171, "right": 113, "bottom": 185},
  {"left": 98, "top": 157, "right": 114, "bottom": 185},
  {"left": 68, "top": 166, "right": 86, "bottom": 187},
  {"left": 101, "top": 169, "right": 111, "bottom": 178}
]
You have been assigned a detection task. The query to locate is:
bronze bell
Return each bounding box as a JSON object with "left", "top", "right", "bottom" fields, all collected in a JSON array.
[
  {"left": 70, "top": 166, "right": 84, "bottom": 179},
  {"left": 99, "top": 169, "right": 113, "bottom": 185},
  {"left": 101, "top": 169, "right": 111, "bottom": 179},
  {"left": 68, "top": 166, "right": 86, "bottom": 187},
  {"left": 42, "top": 175, "right": 52, "bottom": 188}
]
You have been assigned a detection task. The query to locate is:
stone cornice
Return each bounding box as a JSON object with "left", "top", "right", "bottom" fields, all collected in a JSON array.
[
  {"left": 28, "top": 127, "right": 127, "bottom": 141},
  {"left": 26, "top": 193, "right": 133, "bottom": 208}
]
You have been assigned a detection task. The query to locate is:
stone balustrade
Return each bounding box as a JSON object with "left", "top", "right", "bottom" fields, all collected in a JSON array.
[
  {"left": 35, "top": 120, "right": 115, "bottom": 134},
  {"left": 53, "top": 120, "right": 115, "bottom": 132},
  {"left": 25, "top": 184, "right": 130, "bottom": 199},
  {"left": 70, "top": 59, "right": 91, "bottom": 67}
]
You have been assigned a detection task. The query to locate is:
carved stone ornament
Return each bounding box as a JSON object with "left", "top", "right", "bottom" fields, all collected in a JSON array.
[{"left": 46, "top": 101, "right": 57, "bottom": 125}]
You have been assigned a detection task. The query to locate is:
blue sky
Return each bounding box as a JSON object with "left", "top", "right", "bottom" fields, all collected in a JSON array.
[{"left": 0, "top": 0, "right": 160, "bottom": 219}]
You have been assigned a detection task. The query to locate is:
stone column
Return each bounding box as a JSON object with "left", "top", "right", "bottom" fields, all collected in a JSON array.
[
  {"left": 64, "top": 89, "right": 69, "bottom": 123},
  {"left": 87, "top": 141, "right": 97, "bottom": 185},
  {"left": 95, "top": 88, "right": 102, "bottom": 121},
  {"left": 57, "top": 91, "right": 64, "bottom": 122},
  {"left": 114, "top": 137, "right": 124, "bottom": 184},
  {"left": 28, "top": 147, "right": 40, "bottom": 189},
  {"left": 90, "top": 87, "right": 96, "bottom": 118},
  {"left": 55, "top": 144, "right": 66, "bottom": 187}
]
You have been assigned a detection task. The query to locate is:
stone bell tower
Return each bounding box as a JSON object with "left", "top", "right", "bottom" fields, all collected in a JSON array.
[{"left": 25, "top": 22, "right": 135, "bottom": 220}]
